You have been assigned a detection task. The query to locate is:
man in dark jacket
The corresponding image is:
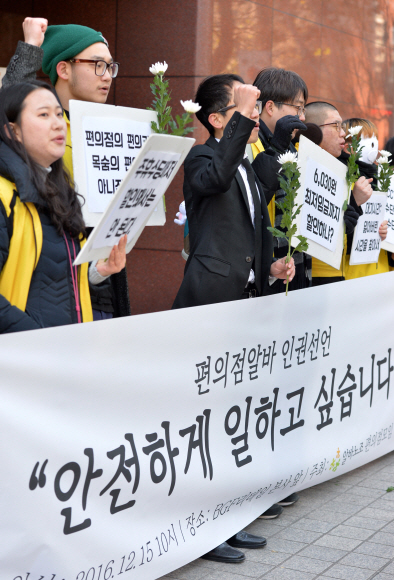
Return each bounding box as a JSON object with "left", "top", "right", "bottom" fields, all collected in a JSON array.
[
  {"left": 173, "top": 74, "right": 295, "bottom": 310},
  {"left": 252, "top": 67, "right": 310, "bottom": 293},
  {"left": 172, "top": 72, "right": 295, "bottom": 563},
  {"left": 3, "top": 17, "right": 130, "bottom": 319}
]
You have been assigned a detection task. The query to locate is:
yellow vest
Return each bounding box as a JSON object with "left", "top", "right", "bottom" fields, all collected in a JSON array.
[
  {"left": 63, "top": 112, "right": 74, "bottom": 179},
  {"left": 344, "top": 246, "right": 390, "bottom": 279},
  {"left": 0, "top": 176, "right": 92, "bottom": 322},
  {"left": 250, "top": 138, "right": 275, "bottom": 227}
]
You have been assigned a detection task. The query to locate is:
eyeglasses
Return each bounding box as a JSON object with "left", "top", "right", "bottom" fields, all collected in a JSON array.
[
  {"left": 319, "top": 121, "right": 345, "bottom": 133},
  {"left": 216, "top": 100, "right": 263, "bottom": 115},
  {"left": 69, "top": 59, "right": 119, "bottom": 78},
  {"left": 274, "top": 102, "right": 306, "bottom": 118}
]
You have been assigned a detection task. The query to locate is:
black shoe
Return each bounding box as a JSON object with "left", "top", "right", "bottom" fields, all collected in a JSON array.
[
  {"left": 258, "top": 504, "right": 283, "bottom": 519},
  {"left": 227, "top": 531, "right": 267, "bottom": 549},
  {"left": 277, "top": 493, "right": 299, "bottom": 506},
  {"left": 201, "top": 542, "right": 245, "bottom": 563}
]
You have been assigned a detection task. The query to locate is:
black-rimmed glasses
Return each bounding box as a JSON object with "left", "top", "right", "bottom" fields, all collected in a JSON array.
[
  {"left": 69, "top": 59, "right": 119, "bottom": 78},
  {"left": 274, "top": 102, "right": 306, "bottom": 118},
  {"left": 216, "top": 100, "right": 263, "bottom": 115}
]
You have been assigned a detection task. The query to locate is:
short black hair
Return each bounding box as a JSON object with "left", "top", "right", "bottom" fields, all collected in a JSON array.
[
  {"left": 305, "top": 101, "right": 338, "bottom": 125},
  {"left": 195, "top": 74, "right": 244, "bottom": 135},
  {"left": 253, "top": 67, "right": 308, "bottom": 109},
  {"left": 384, "top": 137, "right": 394, "bottom": 167}
]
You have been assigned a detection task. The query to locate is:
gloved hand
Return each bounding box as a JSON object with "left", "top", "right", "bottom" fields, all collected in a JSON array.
[
  {"left": 271, "top": 115, "right": 307, "bottom": 152},
  {"left": 344, "top": 204, "right": 360, "bottom": 234},
  {"left": 174, "top": 201, "right": 187, "bottom": 225}
]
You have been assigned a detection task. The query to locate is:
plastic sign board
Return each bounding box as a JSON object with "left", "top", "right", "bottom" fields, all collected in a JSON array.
[
  {"left": 74, "top": 133, "right": 195, "bottom": 265},
  {"left": 293, "top": 135, "right": 347, "bottom": 269},
  {"left": 350, "top": 192, "right": 387, "bottom": 265},
  {"left": 70, "top": 100, "right": 165, "bottom": 227}
]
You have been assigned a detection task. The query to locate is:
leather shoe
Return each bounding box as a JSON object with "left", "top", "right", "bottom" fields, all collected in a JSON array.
[
  {"left": 201, "top": 541, "right": 245, "bottom": 563},
  {"left": 258, "top": 504, "right": 283, "bottom": 519},
  {"left": 277, "top": 492, "right": 299, "bottom": 506},
  {"left": 227, "top": 531, "right": 267, "bottom": 549}
]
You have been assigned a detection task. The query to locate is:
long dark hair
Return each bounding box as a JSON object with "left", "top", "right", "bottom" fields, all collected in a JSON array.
[{"left": 0, "top": 80, "right": 86, "bottom": 239}]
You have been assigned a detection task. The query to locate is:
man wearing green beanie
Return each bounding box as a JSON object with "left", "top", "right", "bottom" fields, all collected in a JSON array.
[
  {"left": 3, "top": 17, "right": 130, "bottom": 319},
  {"left": 4, "top": 18, "right": 116, "bottom": 118}
]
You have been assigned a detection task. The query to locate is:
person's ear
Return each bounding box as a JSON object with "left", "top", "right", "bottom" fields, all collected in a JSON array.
[
  {"left": 4, "top": 122, "right": 21, "bottom": 141},
  {"left": 265, "top": 100, "right": 275, "bottom": 118},
  {"left": 208, "top": 112, "right": 224, "bottom": 131},
  {"left": 56, "top": 60, "right": 70, "bottom": 81}
]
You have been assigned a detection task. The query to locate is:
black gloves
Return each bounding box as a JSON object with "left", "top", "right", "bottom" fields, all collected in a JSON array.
[
  {"left": 344, "top": 204, "right": 360, "bottom": 234},
  {"left": 270, "top": 115, "right": 307, "bottom": 152}
]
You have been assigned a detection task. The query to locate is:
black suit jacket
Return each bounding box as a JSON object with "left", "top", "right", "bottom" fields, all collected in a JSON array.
[{"left": 172, "top": 112, "right": 274, "bottom": 309}]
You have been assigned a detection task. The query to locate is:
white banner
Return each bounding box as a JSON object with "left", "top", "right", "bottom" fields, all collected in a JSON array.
[
  {"left": 74, "top": 134, "right": 194, "bottom": 265},
  {"left": 70, "top": 100, "right": 165, "bottom": 228},
  {"left": 294, "top": 135, "right": 347, "bottom": 269},
  {"left": 350, "top": 192, "right": 387, "bottom": 265},
  {"left": 1, "top": 273, "right": 394, "bottom": 580},
  {"left": 381, "top": 175, "right": 394, "bottom": 253}
]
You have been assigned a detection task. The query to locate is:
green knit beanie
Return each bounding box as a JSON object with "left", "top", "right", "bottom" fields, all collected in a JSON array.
[{"left": 42, "top": 24, "right": 109, "bottom": 86}]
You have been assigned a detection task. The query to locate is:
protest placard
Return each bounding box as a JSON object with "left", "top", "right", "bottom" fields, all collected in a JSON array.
[
  {"left": 73, "top": 133, "right": 195, "bottom": 265},
  {"left": 70, "top": 100, "right": 166, "bottom": 227},
  {"left": 1, "top": 273, "right": 393, "bottom": 580},
  {"left": 349, "top": 192, "right": 387, "bottom": 265},
  {"left": 381, "top": 175, "right": 394, "bottom": 253},
  {"left": 293, "top": 135, "right": 347, "bottom": 268}
]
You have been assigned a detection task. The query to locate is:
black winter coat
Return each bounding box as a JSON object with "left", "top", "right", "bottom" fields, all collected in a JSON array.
[{"left": 0, "top": 143, "right": 83, "bottom": 333}]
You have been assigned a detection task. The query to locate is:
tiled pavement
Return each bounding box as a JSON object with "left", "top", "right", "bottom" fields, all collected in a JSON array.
[{"left": 160, "top": 451, "right": 394, "bottom": 580}]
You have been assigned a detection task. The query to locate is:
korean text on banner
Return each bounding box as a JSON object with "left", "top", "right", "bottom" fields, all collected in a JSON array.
[
  {"left": 381, "top": 175, "right": 394, "bottom": 253},
  {"left": 294, "top": 135, "right": 347, "bottom": 269},
  {"left": 73, "top": 133, "right": 195, "bottom": 265},
  {"left": 350, "top": 192, "right": 387, "bottom": 265},
  {"left": 1, "top": 273, "right": 394, "bottom": 580}
]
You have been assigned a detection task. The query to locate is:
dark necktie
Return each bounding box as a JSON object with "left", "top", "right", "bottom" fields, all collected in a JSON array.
[{"left": 240, "top": 158, "right": 263, "bottom": 293}]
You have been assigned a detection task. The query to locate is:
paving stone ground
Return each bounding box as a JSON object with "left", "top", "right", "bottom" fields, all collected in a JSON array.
[{"left": 159, "top": 451, "right": 394, "bottom": 580}]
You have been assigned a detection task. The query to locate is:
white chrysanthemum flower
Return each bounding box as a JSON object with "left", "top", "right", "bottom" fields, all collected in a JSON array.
[
  {"left": 149, "top": 61, "right": 168, "bottom": 75},
  {"left": 277, "top": 151, "right": 298, "bottom": 165},
  {"left": 346, "top": 125, "right": 363, "bottom": 139},
  {"left": 377, "top": 155, "right": 390, "bottom": 165},
  {"left": 180, "top": 100, "right": 201, "bottom": 114},
  {"left": 379, "top": 149, "right": 392, "bottom": 158}
]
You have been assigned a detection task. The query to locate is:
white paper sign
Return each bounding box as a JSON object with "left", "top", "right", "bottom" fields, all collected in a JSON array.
[
  {"left": 74, "top": 133, "right": 195, "bottom": 265},
  {"left": 294, "top": 135, "right": 347, "bottom": 269},
  {"left": 83, "top": 116, "right": 151, "bottom": 213},
  {"left": 1, "top": 273, "right": 394, "bottom": 580},
  {"left": 70, "top": 100, "right": 166, "bottom": 228},
  {"left": 381, "top": 175, "right": 394, "bottom": 253},
  {"left": 92, "top": 149, "right": 181, "bottom": 249},
  {"left": 350, "top": 192, "right": 387, "bottom": 265},
  {"left": 300, "top": 158, "right": 343, "bottom": 251}
]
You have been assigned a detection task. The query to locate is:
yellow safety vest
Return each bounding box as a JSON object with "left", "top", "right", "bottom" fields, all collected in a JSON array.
[{"left": 0, "top": 175, "right": 92, "bottom": 322}]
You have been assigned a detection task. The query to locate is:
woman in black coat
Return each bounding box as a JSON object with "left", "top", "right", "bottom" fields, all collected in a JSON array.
[{"left": 0, "top": 81, "right": 126, "bottom": 333}]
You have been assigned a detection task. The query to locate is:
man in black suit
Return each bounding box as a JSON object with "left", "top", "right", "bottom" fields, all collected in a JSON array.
[
  {"left": 173, "top": 74, "right": 294, "bottom": 310},
  {"left": 172, "top": 75, "right": 295, "bottom": 563}
]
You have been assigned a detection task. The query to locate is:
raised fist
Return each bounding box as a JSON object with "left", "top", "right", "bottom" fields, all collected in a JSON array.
[{"left": 23, "top": 17, "right": 48, "bottom": 48}]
